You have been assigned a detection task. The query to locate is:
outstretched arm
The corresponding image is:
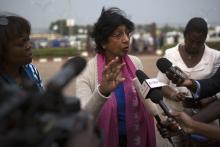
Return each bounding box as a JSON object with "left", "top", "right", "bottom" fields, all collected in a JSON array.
[
  {"left": 171, "top": 111, "right": 220, "bottom": 141},
  {"left": 192, "top": 99, "right": 220, "bottom": 122},
  {"left": 166, "top": 66, "right": 220, "bottom": 99},
  {"left": 198, "top": 67, "right": 220, "bottom": 98}
]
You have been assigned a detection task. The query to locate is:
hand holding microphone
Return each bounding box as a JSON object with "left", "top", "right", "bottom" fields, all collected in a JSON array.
[
  {"left": 136, "top": 70, "right": 171, "bottom": 117},
  {"left": 133, "top": 77, "right": 176, "bottom": 147},
  {"left": 156, "top": 58, "right": 188, "bottom": 85},
  {"left": 135, "top": 70, "right": 186, "bottom": 137},
  {"left": 136, "top": 70, "right": 185, "bottom": 146}
]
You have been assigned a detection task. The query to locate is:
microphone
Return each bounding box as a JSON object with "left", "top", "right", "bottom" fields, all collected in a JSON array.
[
  {"left": 156, "top": 58, "right": 187, "bottom": 85},
  {"left": 136, "top": 70, "right": 171, "bottom": 117},
  {"left": 133, "top": 77, "right": 175, "bottom": 147},
  {"left": 136, "top": 70, "right": 186, "bottom": 136},
  {"left": 133, "top": 78, "right": 159, "bottom": 116},
  {"left": 156, "top": 59, "right": 210, "bottom": 141},
  {"left": 46, "top": 56, "right": 86, "bottom": 92}
]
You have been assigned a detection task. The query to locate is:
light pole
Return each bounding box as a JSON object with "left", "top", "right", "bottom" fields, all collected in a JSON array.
[{"left": 66, "top": 18, "right": 75, "bottom": 36}]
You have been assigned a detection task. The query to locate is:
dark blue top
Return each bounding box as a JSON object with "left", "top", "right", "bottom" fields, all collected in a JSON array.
[
  {"left": 115, "top": 83, "right": 126, "bottom": 136},
  {"left": 0, "top": 64, "right": 44, "bottom": 92}
]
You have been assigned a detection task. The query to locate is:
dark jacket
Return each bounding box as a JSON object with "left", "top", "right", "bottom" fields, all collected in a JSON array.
[{"left": 199, "top": 67, "right": 220, "bottom": 98}]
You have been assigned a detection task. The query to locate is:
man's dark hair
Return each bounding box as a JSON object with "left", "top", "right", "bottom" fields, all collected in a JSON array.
[
  {"left": 91, "top": 7, "right": 134, "bottom": 53},
  {"left": 183, "top": 17, "right": 208, "bottom": 38}
]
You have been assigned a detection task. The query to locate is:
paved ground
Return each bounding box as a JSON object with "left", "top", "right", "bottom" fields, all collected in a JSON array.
[
  {"left": 34, "top": 54, "right": 161, "bottom": 96},
  {"left": 34, "top": 54, "right": 170, "bottom": 147}
]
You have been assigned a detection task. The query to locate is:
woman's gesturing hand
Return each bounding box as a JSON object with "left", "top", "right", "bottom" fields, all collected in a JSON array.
[{"left": 99, "top": 57, "right": 125, "bottom": 96}]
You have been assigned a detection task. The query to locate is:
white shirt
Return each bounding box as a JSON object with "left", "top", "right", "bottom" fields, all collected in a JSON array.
[{"left": 157, "top": 44, "right": 220, "bottom": 111}]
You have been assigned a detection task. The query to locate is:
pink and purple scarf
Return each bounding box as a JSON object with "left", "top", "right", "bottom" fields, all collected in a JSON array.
[{"left": 97, "top": 54, "right": 156, "bottom": 147}]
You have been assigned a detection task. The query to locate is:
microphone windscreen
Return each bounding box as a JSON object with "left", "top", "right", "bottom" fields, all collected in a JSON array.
[
  {"left": 148, "top": 89, "right": 163, "bottom": 103},
  {"left": 136, "top": 70, "right": 149, "bottom": 83},
  {"left": 62, "top": 56, "right": 87, "bottom": 76},
  {"left": 47, "top": 56, "right": 87, "bottom": 92},
  {"left": 156, "top": 58, "right": 172, "bottom": 73}
]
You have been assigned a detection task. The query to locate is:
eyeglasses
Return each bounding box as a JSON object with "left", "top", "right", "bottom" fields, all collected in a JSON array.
[
  {"left": 0, "top": 16, "right": 8, "bottom": 26},
  {"left": 111, "top": 31, "right": 132, "bottom": 40}
]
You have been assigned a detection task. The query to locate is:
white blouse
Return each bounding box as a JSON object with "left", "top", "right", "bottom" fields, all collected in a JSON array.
[{"left": 157, "top": 44, "right": 220, "bottom": 111}]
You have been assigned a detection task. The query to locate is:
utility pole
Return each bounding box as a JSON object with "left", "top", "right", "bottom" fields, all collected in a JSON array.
[{"left": 66, "top": 0, "right": 74, "bottom": 36}]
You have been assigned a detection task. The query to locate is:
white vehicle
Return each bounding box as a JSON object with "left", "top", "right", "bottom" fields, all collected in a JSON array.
[{"left": 165, "top": 31, "right": 183, "bottom": 45}]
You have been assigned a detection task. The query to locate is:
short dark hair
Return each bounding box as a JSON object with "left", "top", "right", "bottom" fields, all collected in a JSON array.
[
  {"left": 0, "top": 13, "right": 31, "bottom": 61},
  {"left": 92, "top": 7, "right": 134, "bottom": 53},
  {"left": 183, "top": 17, "right": 208, "bottom": 38}
]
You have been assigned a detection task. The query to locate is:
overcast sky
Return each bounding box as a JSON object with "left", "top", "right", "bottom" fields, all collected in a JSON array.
[{"left": 1, "top": 0, "right": 220, "bottom": 30}]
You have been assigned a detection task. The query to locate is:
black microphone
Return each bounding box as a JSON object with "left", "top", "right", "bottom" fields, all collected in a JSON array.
[
  {"left": 156, "top": 58, "right": 187, "bottom": 85},
  {"left": 46, "top": 56, "right": 86, "bottom": 92},
  {"left": 134, "top": 71, "right": 175, "bottom": 147},
  {"left": 136, "top": 70, "right": 171, "bottom": 117},
  {"left": 136, "top": 70, "right": 186, "bottom": 137},
  {"left": 133, "top": 77, "right": 161, "bottom": 117}
]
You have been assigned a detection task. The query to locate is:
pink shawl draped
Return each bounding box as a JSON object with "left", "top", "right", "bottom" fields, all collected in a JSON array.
[{"left": 97, "top": 54, "right": 156, "bottom": 147}]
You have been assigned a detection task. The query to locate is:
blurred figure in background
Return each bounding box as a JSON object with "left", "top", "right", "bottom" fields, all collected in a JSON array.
[
  {"left": 0, "top": 12, "right": 43, "bottom": 91},
  {"left": 157, "top": 17, "right": 220, "bottom": 147},
  {"left": 76, "top": 7, "right": 156, "bottom": 147}
]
